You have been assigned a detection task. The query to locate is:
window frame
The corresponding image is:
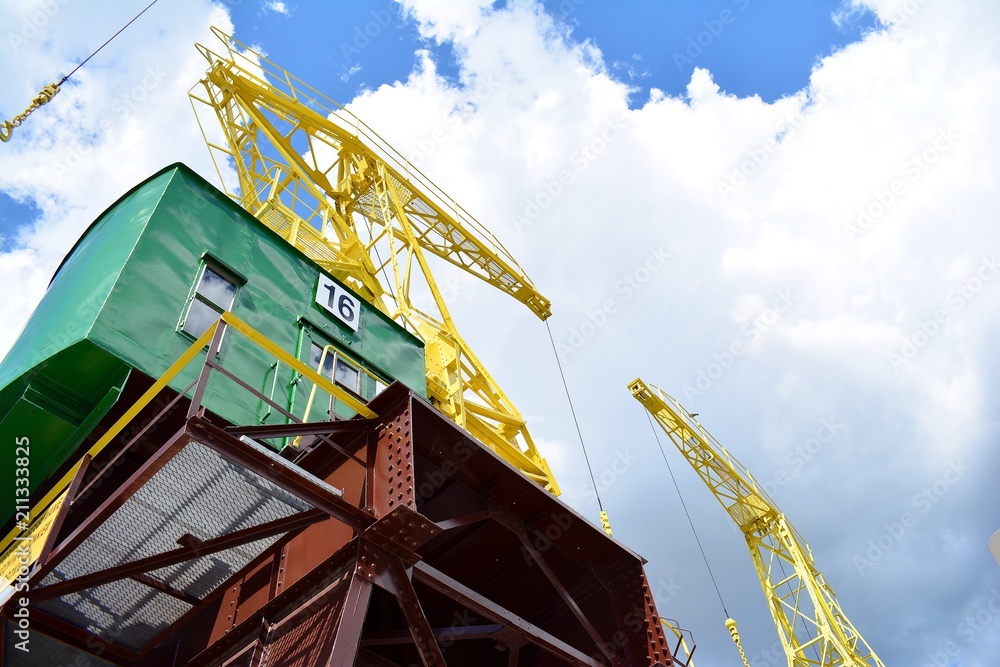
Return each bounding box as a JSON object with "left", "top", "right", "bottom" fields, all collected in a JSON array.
[
  {"left": 304, "top": 335, "right": 389, "bottom": 421},
  {"left": 179, "top": 261, "right": 242, "bottom": 342},
  {"left": 308, "top": 341, "right": 363, "bottom": 397}
]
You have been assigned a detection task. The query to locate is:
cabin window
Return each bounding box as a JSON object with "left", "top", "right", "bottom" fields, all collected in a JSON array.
[
  {"left": 182, "top": 265, "right": 238, "bottom": 338},
  {"left": 309, "top": 342, "right": 336, "bottom": 381},
  {"left": 306, "top": 339, "right": 388, "bottom": 408},
  {"left": 334, "top": 357, "right": 361, "bottom": 395},
  {"left": 309, "top": 342, "right": 361, "bottom": 396}
]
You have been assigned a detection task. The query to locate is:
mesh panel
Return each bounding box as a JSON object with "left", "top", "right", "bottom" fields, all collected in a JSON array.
[
  {"left": 37, "top": 577, "right": 191, "bottom": 650},
  {"left": 261, "top": 205, "right": 342, "bottom": 266},
  {"left": 37, "top": 441, "right": 313, "bottom": 651},
  {"left": 4, "top": 621, "right": 119, "bottom": 667}
]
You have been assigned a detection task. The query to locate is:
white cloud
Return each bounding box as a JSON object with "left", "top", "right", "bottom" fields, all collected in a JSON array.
[
  {"left": 340, "top": 63, "right": 362, "bottom": 82},
  {"left": 1, "top": 0, "right": 999, "bottom": 664},
  {"left": 348, "top": 2, "right": 1000, "bottom": 664},
  {"left": 0, "top": 0, "right": 233, "bottom": 352},
  {"left": 262, "top": 1, "right": 291, "bottom": 17}
]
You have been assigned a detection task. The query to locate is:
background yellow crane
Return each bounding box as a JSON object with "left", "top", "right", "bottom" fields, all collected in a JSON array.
[
  {"left": 190, "top": 28, "right": 558, "bottom": 493},
  {"left": 629, "top": 378, "right": 885, "bottom": 667}
]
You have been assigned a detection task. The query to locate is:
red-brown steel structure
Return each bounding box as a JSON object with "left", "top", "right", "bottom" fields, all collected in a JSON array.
[{"left": 2, "top": 320, "right": 678, "bottom": 667}]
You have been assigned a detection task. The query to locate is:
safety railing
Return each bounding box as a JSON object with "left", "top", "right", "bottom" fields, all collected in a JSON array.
[
  {"left": 641, "top": 381, "right": 781, "bottom": 511},
  {"left": 0, "top": 311, "right": 376, "bottom": 598},
  {"left": 660, "top": 617, "right": 697, "bottom": 667},
  {"left": 297, "top": 344, "right": 384, "bottom": 442}
]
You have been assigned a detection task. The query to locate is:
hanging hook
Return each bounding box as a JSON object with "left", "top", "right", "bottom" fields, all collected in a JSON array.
[
  {"left": 725, "top": 617, "right": 752, "bottom": 667},
  {"left": 1, "top": 83, "right": 60, "bottom": 144},
  {"left": 599, "top": 510, "right": 613, "bottom": 536}
]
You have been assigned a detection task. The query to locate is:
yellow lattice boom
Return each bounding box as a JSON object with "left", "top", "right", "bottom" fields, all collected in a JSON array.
[
  {"left": 629, "top": 378, "right": 885, "bottom": 667},
  {"left": 189, "top": 27, "right": 557, "bottom": 493}
]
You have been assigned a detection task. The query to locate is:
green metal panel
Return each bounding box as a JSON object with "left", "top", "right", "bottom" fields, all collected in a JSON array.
[
  {"left": 0, "top": 342, "right": 130, "bottom": 497},
  {"left": 0, "top": 171, "right": 168, "bottom": 391},
  {"left": 0, "top": 173, "right": 167, "bottom": 497},
  {"left": 0, "top": 163, "right": 426, "bottom": 506},
  {"left": 89, "top": 164, "right": 425, "bottom": 428}
]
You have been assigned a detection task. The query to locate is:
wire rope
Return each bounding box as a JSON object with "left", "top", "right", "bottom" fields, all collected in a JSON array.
[{"left": 544, "top": 320, "right": 604, "bottom": 513}]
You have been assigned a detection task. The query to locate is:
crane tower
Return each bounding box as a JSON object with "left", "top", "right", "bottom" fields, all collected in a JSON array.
[
  {"left": 189, "top": 27, "right": 558, "bottom": 494},
  {"left": 630, "top": 378, "right": 885, "bottom": 667}
]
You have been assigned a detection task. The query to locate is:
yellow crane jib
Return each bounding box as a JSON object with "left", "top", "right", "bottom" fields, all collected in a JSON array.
[
  {"left": 629, "top": 378, "right": 885, "bottom": 667},
  {"left": 190, "top": 28, "right": 558, "bottom": 494},
  {"left": 0, "top": 83, "right": 60, "bottom": 143}
]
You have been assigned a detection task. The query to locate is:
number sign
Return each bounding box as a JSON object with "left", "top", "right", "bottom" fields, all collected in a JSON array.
[{"left": 316, "top": 274, "right": 360, "bottom": 331}]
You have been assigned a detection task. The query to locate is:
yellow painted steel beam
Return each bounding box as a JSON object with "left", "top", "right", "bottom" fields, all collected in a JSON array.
[
  {"left": 221, "top": 312, "right": 376, "bottom": 419},
  {"left": 630, "top": 378, "right": 884, "bottom": 667},
  {"left": 660, "top": 618, "right": 699, "bottom": 667},
  {"left": 0, "top": 321, "right": 221, "bottom": 591},
  {"left": 191, "top": 28, "right": 558, "bottom": 494},
  {"left": 0, "top": 314, "right": 379, "bottom": 591}
]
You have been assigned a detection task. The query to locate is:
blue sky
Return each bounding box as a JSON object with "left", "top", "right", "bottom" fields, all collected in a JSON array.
[
  {"left": 2, "top": 1, "right": 999, "bottom": 666},
  {"left": 227, "top": 0, "right": 877, "bottom": 104},
  {"left": 0, "top": 193, "right": 38, "bottom": 250},
  {"left": 542, "top": 0, "right": 878, "bottom": 101},
  {"left": 0, "top": 0, "right": 876, "bottom": 242}
]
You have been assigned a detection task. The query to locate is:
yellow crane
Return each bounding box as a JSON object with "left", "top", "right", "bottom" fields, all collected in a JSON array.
[
  {"left": 189, "top": 28, "right": 557, "bottom": 493},
  {"left": 629, "top": 378, "right": 885, "bottom": 667}
]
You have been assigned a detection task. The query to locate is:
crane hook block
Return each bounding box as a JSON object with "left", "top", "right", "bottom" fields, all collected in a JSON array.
[
  {"left": 1, "top": 83, "right": 60, "bottom": 143},
  {"left": 725, "top": 618, "right": 752, "bottom": 667},
  {"left": 599, "top": 510, "right": 613, "bottom": 537}
]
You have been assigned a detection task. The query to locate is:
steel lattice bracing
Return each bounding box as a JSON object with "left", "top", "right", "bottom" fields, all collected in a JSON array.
[
  {"left": 189, "top": 27, "right": 557, "bottom": 493},
  {"left": 629, "top": 379, "right": 885, "bottom": 667},
  {"left": 1, "top": 313, "right": 677, "bottom": 666}
]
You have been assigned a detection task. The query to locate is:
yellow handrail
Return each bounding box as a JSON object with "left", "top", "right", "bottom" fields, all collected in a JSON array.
[
  {"left": 0, "top": 321, "right": 220, "bottom": 559},
  {"left": 220, "top": 313, "right": 375, "bottom": 419},
  {"left": 0, "top": 311, "right": 378, "bottom": 587},
  {"left": 299, "top": 344, "right": 382, "bottom": 427}
]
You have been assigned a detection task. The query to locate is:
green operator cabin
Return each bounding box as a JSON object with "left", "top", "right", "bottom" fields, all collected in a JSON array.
[{"left": 0, "top": 163, "right": 426, "bottom": 501}]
